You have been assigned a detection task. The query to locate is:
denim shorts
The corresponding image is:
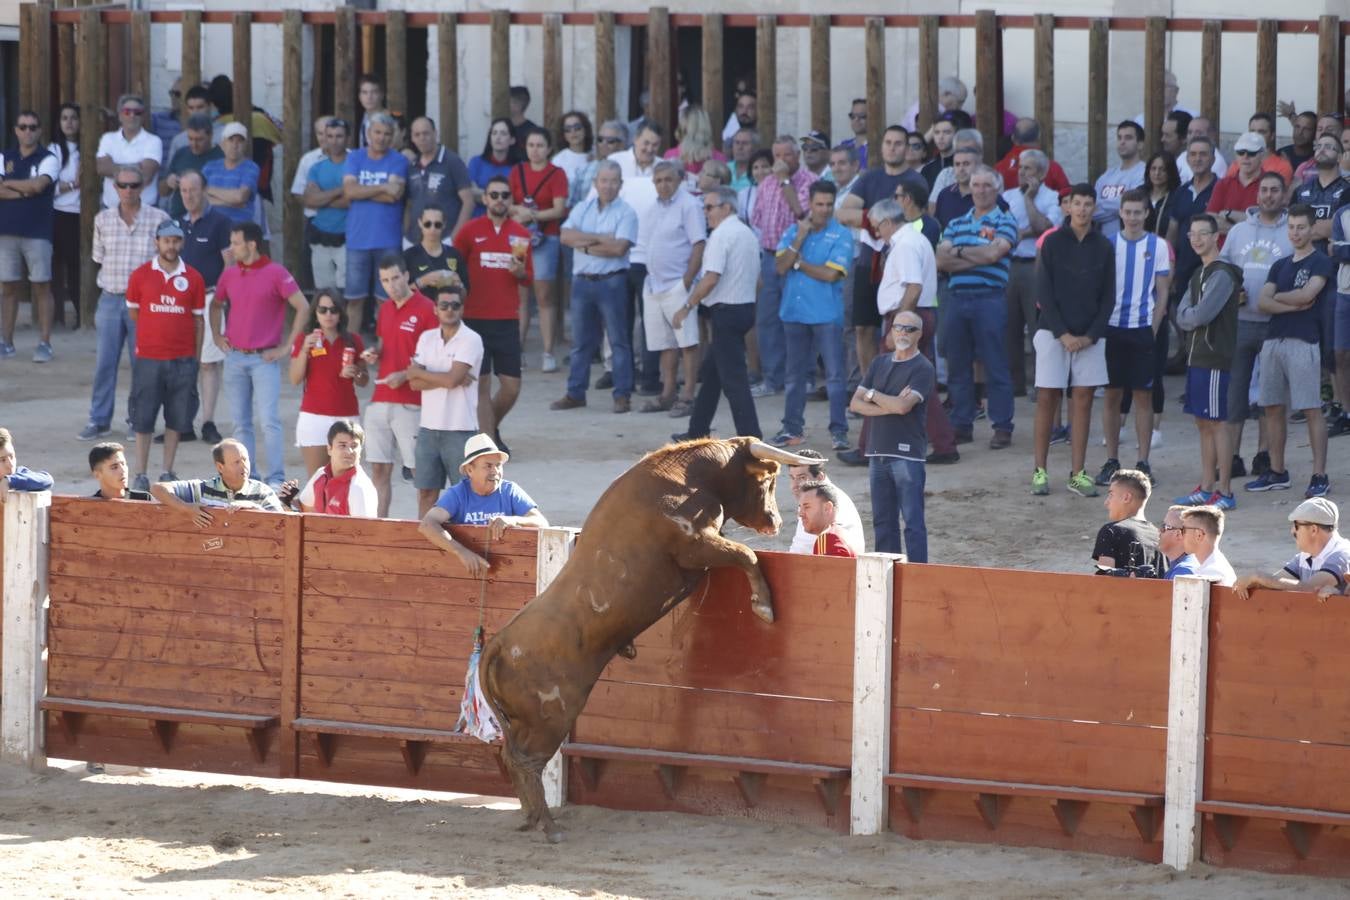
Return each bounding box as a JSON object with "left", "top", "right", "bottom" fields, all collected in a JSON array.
[
  {"left": 131, "top": 356, "right": 199, "bottom": 435},
  {"left": 345, "top": 246, "right": 398, "bottom": 300},
  {"left": 414, "top": 428, "right": 475, "bottom": 491},
  {"left": 0, "top": 235, "right": 52, "bottom": 282},
  {"left": 531, "top": 234, "right": 561, "bottom": 281}
]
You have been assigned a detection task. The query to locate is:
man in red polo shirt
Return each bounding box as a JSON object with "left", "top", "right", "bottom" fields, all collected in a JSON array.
[
  {"left": 125, "top": 218, "right": 206, "bottom": 491},
  {"left": 297, "top": 418, "right": 378, "bottom": 517},
  {"left": 453, "top": 173, "right": 533, "bottom": 453},
  {"left": 360, "top": 253, "right": 436, "bottom": 517}
]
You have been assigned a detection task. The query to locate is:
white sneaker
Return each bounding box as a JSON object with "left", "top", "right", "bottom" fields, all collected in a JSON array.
[
  {"left": 1150, "top": 429, "right": 1163, "bottom": 449},
  {"left": 541, "top": 352, "right": 558, "bottom": 373}
]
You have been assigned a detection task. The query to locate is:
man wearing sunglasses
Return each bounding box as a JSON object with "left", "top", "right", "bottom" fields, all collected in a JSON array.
[
  {"left": 1234, "top": 498, "right": 1350, "bottom": 600},
  {"left": 405, "top": 206, "right": 468, "bottom": 296},
  {"left": 1209, "top": 131, "right": 1268, "bottom": 237},
  {"left": 96, "top": 92, "right": 162, "bottom": 209},
  {"left": 80, "top": 166, "right": 170, "bottom": 441},
  {"left": 1159, "top": 506, "right": 1198, "bottom": 580},
  {"left": 0, "top": 110, "right": 60, "bottom": 362}
]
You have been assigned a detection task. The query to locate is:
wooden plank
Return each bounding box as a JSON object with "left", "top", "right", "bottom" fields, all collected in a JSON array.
[
  {"left": 809, "top": 15, "right": 830, "bottom": 138},
  {"left": 180, "top": 9, "right": 202, "bottom": 106},
  {"left": 648, "top": 7, "right": 673, "bottom": 141},
  {"left": 304, "top": 541, "right": 535, "bottom": 584},
  {"left": 129, "top": 10, "right": 150, "bottom": 98},
  {"left": 1143, "top": 17, "right": 1166, "bottom": 159},
  {"left": 1197, "top": 800, "right": 1350, "bottom": 827},
  {"left": 51, "top": 495, "right": 287, "bottom": 535},
  {"left": 19, "top": 4, "right": 32, "bottom": 114},
  {"left": 594, "top": 12, "right": 616, "bottom": 126},
  {"left": 1166, "top": 577, "right": 1210, "bottom": 871},
  {"left": 1, "top": 493, "right": 50, "bottom": 770},
  {"left": 51, "top": 551, "right": 283, "bottom": 593},
  {"left": 48, "top": 656, "right": 280, "bottom": 705},
  {"left": 917, "top": 16, "right": 938, "bottom": 137},
  {"left": 50, "top": 521, "right": 285, "bottom": 560},
  {"left": 851, "top": 553, "right": 900, "bottom": 836},
  {"left": 49, "top": 604, "right": 283, "bottom": 647},
  {"left": 302, "top": 514, "right": 537, "bottom": 555},
  {"left": 77, "top": 6, "right": 103, "bottom": 329},
  {"left": 562, "top": 742, "right": 847, "bottom": 778},
  {"left": 1256, "top": 20, "right": 1277, "bottom": 118},
  {"left": 1033, "top": 14, "right": 1054, "bottom": 157},
  {"left": 300, "top": 647, "right": 469, "bottom": 684},
  {"left": 49, "top": 627, "right": 283, "bottom": 671},
  {"left": 361, "top": 23, "right": 376, "bottom": 75},
  {"left": 437, "top": 13, "right": 459, "bottom": 150},
  {"left": 1087, "top": 19, "right": 1109, "bottom": 182},
  {"left": 43, "top": 677, "right": 277, "bottom": 717},
  {"left": 41, "top": 697, "right": 277, "bottom": 729},
  {"left": 701, "top": 15, "right": 723, "bottom": 151},
  {"left": 300, "top": 593, "right": 528, "bottom": 631},
  {"left": 333, "top": 6, "right": 357, "bottom": 148},
  {"left": 49, "top": 578, "right": 284, "bottom": 620},
  {"left": 300, "top": 673, "right": 462, "bottom": 720},
  {"left": 1318, "top": 16, "right": 1342, "bottom": 118},
  {"left": 232, "top": 13, "right": 253, "bottom": 136},
  {"left": 292, "top": 717, "right": 480, "bottom": 744},
  {"left": 280, "top": 512, "right": 303, "bottom": 778},
  {"left": 1206, "top": 733, "right": 1350, "bottom": 815},
  {"left": 296, "top": 698, "right": 467, "bottom": 731},
  {"left": 57, "top": 1, "right": 76, "bottom": 117},
  {"left": 490, "top": 9, "right": 510, "bottom": 121},
  {"left": 31, "top": 3, "right": 54, "bottom": 126},
  {"left": 542, "top": 13, "right": 563, "bottom": 139},
  {"left": 45, "top": 717, "right": 282, "bottom": 778},
  {"left": 886, "top": 773, "right": 1162, "bottom": 807},
  {"left": 282, "top": 9, "right": 305, "bottom": 282},
  {"left": 1200, "top": 21, "right": 1221, "bottom": 127},
  {"left": 864, "top": 18, "right": 884, "bottom": 170},
  {"left": 890, "top": 708, "right": 1167, "bottom": 795},
  {"left": 384, "top": 10, "right": 407, "bottom": 118},
  {"left": 974, "top": 10, "right": 999, "bottom": 164},
  {"left": 755, "top": 15, "right": 776, "bottom": 144}
]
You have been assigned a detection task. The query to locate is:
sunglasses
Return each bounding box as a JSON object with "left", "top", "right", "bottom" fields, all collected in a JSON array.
[
  {"left": 420, "top": 220, "right": 445, "bottom": 229},
  {"left": 437, "top": 299, "right": 463, "bottom": 310},
  {"left": 848, "top": 113, "right": 867, "bottom": 120},
  {"left": 703, "top": 203, "right": 724, "bottom": 211},
  {"left": 1161, "top": 524, "right": 1184, "bottom": 533},
  {"left": 892, "top": 324, "right": 921, "bottom": 334},
  {"left": 115, "top": 181, "right": 142, "bottom": 190},
  {"left": 563, "top": 123, "right": 584, "bottom": 132},
  {"left": 598, "top": 136, "right": 624, "bottom": 144},
  {"left": 121, "top": 106, "right": 145, "bottom": 116},
  {"left": 486, "top": 190, "right": 511, "bottom": 200},
  {"left": 15, "top": 123, "right": 38, "bottom": 132},
  {"left": 1234, "top": 149, "right": 1257, "bottom": 157},
  {"left": 316, "top": 305, "right": 340, "bottom": 314}
]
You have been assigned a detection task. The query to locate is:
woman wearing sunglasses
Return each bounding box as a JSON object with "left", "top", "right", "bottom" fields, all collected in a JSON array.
[{"left": 289, "top": 290, "right": 369, "bottom": 475}]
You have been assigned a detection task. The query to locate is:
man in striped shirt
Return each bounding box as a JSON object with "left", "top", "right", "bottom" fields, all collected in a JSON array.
[
  {"left": 151, "top": 438, "right": 284, "bottom": 528},
  {"left": 1097, "top": 190, "right": 1171, "bottom": 487}
]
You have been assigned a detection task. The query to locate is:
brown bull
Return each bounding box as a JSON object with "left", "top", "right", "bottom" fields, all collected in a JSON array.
[{"left": 479, "top": 436, "right": 815, "bottom": 841}]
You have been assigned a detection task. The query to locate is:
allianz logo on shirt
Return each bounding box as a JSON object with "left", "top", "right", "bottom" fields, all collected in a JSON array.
[{"left": 357, "top": 171, "right": 390, "bottom": 186}]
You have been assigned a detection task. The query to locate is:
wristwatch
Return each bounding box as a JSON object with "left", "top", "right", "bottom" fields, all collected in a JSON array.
[
  {"left": 793, "top": 260, "right": 802, "bottom": 271},
  {"left": 781, "top": 179, "right": 791, "bottom": 187},
  {"left": 864, "top": 389, "right": 876, "bottom": 402}
]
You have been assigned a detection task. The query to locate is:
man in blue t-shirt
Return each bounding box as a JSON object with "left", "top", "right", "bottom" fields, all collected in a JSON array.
[
  {"left": 201, "top": 123, "right": 260, "bottom": 226},
  {"left": 417, "top": 433, "right": 548, "bottom": 577},
  {"left": 1247, "top": 204, "right": 1335, "bottom": 499},
  {"left": 342, "top": 112, "right": 409, "bottom": 334}
]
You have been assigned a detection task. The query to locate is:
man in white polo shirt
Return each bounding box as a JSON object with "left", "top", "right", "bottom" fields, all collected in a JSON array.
[
  {"left": 407, "top": 284, "right": 484, "bottom": 517},
  {"left": 1179, "top": 505, "right": 1237, "bottom": 586},
  {"left": 96, "top": 93, "right": 162, "bottom": 209}
]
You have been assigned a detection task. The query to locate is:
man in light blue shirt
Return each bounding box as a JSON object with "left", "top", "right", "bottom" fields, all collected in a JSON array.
[
  {"left": 773, "top": 181, "right": 856, "bottom": 448},
  {"left": 554, "top": 160, "right": 640, "bottom": 412},
  {"left": 1094, "top": 120, "right": 1147, "bottom": 239}
]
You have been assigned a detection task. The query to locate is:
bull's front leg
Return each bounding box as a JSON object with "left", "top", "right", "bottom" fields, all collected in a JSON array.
[{"left": 673, "top": 533, "right": 775, "bottom": 623}]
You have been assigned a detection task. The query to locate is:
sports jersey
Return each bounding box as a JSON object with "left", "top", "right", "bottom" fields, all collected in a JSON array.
[
  {"left": 372, "top": 291, "right": 437, "bottom": 405},
  {"left": 1111, "top": 232, "right": 1171, "bottom": 328},
  {"left": 452, "top": 215, "right": 534, "bottom": 320},
  {"left": 298, "top": 464, "right": 377, "bottom": 518},
  {"left": 125, "top": 258, "right": 206, "bottom": 359},
  {"left": 290, "top": 330, "right": 364, "bottom": 416}
]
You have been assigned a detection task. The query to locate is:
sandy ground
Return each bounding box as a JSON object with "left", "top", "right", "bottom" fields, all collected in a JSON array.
[{"left": 4, "top": 318, "right": 1350, "bottom": 897}]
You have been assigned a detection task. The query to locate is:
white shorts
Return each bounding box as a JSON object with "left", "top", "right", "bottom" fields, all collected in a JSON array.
[
  {"left": 1033, "top": 329, "right": 1108, "bottom": 390},
  {"left": 310, "top": 244, "right": 346, "bottom": 292},
  {"left": 295, "top": 411, "right": 346, "bottom": 448},
  {"left": 200, "top": 292, "right": 225, "bottom": 364},
  {"left": 643, "top": 280, "right": 698, "bottom": 351},
  {"left": 362, "top": 401, "right": 420, "bottom": 467}
]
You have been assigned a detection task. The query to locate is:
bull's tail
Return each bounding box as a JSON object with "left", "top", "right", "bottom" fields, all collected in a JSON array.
[{"left": 477, "top": 636, "right": 512, "bottom": 733}]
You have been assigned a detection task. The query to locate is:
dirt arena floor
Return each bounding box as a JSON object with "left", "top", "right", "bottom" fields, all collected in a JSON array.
[{"left": 4, "top": 320, "right": 1349, "bottom": 897}]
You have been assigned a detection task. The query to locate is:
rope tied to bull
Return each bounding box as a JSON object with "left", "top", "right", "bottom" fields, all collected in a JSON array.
[
  {"left": 473, "top": 529, "right": 493, "bottom": 650},
  {"left": 457, "top": 528, "right": 502, "bottom": 743}
]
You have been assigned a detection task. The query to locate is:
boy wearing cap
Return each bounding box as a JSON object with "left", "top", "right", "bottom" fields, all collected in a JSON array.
[
  {"left": 417, "top": 433, "right": 547, "bottom": 577},
  {"left": 1234, "top": 498, "right": 1350, "bottom": 599},
  {"left": 201, "top": 123, "right": 260, "bottom": 226},
  {"left": 125, "top": 218, "right": 206, "bottom": 491}
]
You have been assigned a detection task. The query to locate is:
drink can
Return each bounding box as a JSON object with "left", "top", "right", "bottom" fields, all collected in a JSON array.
[{"left": 341, "top": 347, "right": 356, "bottom": 369}]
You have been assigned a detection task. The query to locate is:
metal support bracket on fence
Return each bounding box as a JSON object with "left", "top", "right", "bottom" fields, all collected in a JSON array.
[
  {"left": 850, "top": 552, "right": 903, "bottom": 836},
  {"left": 1162, "top": 576, "right": 1212, "bottom": 870},
  {"left": 536, "top": 526, "right": 579, "bottom": 809},
  {"left": 1, "top": 491, "right": 51, "bottom": 771}
]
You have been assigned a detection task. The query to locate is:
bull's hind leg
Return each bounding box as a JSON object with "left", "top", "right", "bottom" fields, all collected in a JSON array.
[{"left": 503, "top": 729, "right": 565, "bottom": 843}]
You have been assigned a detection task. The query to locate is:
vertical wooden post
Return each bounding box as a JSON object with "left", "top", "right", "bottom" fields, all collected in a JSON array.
[
  {"left": 864, "top": 18, "right": 884, "bottom": 170},
  {"left": 1318, "top": 16, "right": 1342, "bottom": 119},
  {"left": 1087, "top": 19, "right": 1109, "bottom": 183},
  {"left": 361, "top": 22, "right": 376, "bottom": 76},
  {"left": 490, "top": 10, "right": 510, "bottom": 121},
  {"left": 181, "top": 10, "right": 202, "bottom": 103},
  {"left": 1162, "top": 577, "right": 1212, "bottom": 870},
  {"left": 282, "top": 10, "right": 304, "bottom": 284},
  {"left": 129, "top": 10, "right": 151, "bottom": 99},
  {"left": 594, "top": 12, "right": 616, "bottom": 127},
  {"left": 233, "top": 13, "right": 253, "bottom": 135},
  {"left": 755, "top": 15, "right": 776, "bottom": 143},
  {"left": 334, "top": 7, "right": 357, "bottom": 147},
  {"left": 849, "top": 553, "right": 901, "bottom": 836},
  {"left": 385, "top": 10, "right": 407, "bottom": 119},
  {"left": 536, "top": 527, "right": 579, "bottom": 808},
  {"left": 1256, "top": 20, "right": 1278, "bottom": 117},
  {"left": 648, "top": 7, "right": 672, "bottom": 140},
  {"left": 19, "top": 4, "right": 33, "bottom": 114},
  {"left": 278, "top": 509, "right": 304, "bottom": 779},
  {"left": 77, "top": 6, "right": 104, "bottom": 329},
  {"left": 438, "top": 13, "right": 459, "bottom": 151},
  {"left": 1200, "top": 21, "right": 1221, "bottom": 128},
  {"left": 917, "top": 15, "right": 939, "bottom": 136},
  {"left": 1144, "top": 17, "right": 1166, "bottom": 159},
  {"left": 542, "top": 14, "right": 563, "bottom": 139},
  {"left": 57, "top": 0, "right": 76, "bottom": 115},
  {"left": 1, "top": 492, "right": 52, "bottom": 772},
  {"left": 701, "top": 15, "right": 724, "bottom": 150},
  {"left": 1033, "top": 14, "right": 1054, "bottom": 158},
  {"left": 974, "top": 10, "right": 999, "bottom": 165},
  {"left": 810, "top": 15, "right": 831, "bottom": 139},
  {"left": 32, "top": 3, "right": 54, "bottom": 127}
]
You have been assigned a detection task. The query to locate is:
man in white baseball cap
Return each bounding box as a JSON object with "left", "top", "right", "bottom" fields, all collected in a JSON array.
[
  {"left": 417, "top": 433, "right": 547, "bottom": 576},
  {"left": 1234, "top": 498, "right": 1350, "bottom": 599}
]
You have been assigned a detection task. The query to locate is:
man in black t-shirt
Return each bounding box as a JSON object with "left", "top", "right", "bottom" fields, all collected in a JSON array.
[
  {"left": 851, "top": 310, "right": 933, "bottom": 563},
  {"left": 89, "top": 441, "right": 152, "bottom": 501},
  {"left": 1092, "top": 468, "right": 1164, "bottom": 575},
  {"left": 404, "top": 205, "right": 469, "bottom": 296}
]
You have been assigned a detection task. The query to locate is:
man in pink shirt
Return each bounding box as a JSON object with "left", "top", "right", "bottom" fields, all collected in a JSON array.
[{"left": 210, "top": 221, "right": 308, "bottom": 486}]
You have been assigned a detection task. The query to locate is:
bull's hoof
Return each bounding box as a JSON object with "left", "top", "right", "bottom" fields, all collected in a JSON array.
[
  {"left": 751, "top": 599, "right": 775, "bottom": 623},
  {"left": 546, "top": 829, "right": 564, "bottom": 844},
  {"left": 618, "top": 642, "right": 637, "bottom": 659}
]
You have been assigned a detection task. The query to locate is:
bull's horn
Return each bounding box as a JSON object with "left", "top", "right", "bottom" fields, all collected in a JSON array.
[{"left": 749, "top": 441, "right": 820, "bottom": 466}]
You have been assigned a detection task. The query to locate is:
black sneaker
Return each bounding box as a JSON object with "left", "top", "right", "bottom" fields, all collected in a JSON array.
[
  {"left": 836, "top": 448, "right": 867, "bottom": 467},
  {"left": 200, "top": 421, "right": 223, "bottom": 444},
  {"left": 1135, "top": 460, "right": 1153, "bottom": 482},
  {"left": 494, "top": 430, "right": 511, "bottom": 457},
  {"left": 1330, "top": 415, "right": 1350, "bottom": 438},
  {"left": 595, "top": 371, "right": 614, "bottom": 390},
  {"left": 953, "top": 428, "right": 974, "bottom": 445},
  {"left": 401, "top": 466, "right": 413, "bottom": 483},
  {"left": 154, "top": 429, "right": 197, "bottom": 444},
  {"left": 926, "top": 450, "right": 961, "bottom": 465},
  {"left": 1094, "top": 458, "right": 1120, "bottom": 486},
  {"left": 1251, "top": 450, "right": 1271, "bottom": 477},
  {"left": 1230, "top": 454, "right": 1247, "bottom": 478}
]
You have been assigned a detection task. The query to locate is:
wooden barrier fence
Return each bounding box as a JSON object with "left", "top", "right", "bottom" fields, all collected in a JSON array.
[
  {"left": 14, "top": 6, "right": 1350, "bottom": 327},
  {"left": 3, "top": 491, "right": 1350, "bottom": 878}
]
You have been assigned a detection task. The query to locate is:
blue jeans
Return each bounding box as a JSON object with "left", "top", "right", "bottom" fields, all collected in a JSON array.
[
  {"left": 869, "top": 456, "right": 928, "bottom": 562},
  {"left": 941, "top": 287, "right": 1015, "bottom": 432},
  {"left": 567, "top": 272, "right": 632, "bottom": 400},
  {"left": 782, "top": 320, "right": 847, "bottom": 438},
  {"left": 755, "top": 250, "right": 786, "bottom": 390},
  {"left": 89, "top": 291, "right": 136, "bottom": 428},
  {"left": 223, "top": 350, "right": 285, "bottom": 485}
]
